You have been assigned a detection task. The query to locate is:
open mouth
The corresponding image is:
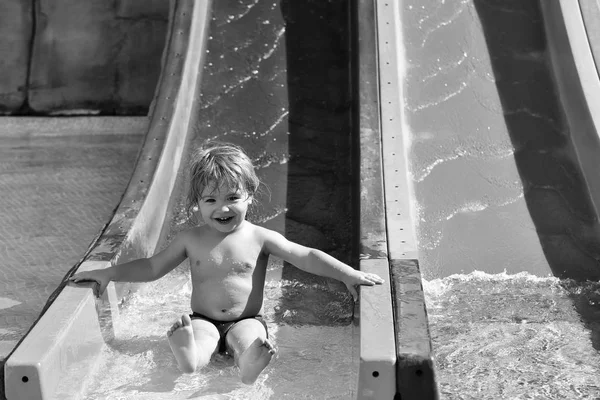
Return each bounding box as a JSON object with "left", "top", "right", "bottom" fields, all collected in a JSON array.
[{"left": 214, "top": 216, "right": 234, "bottom": 225}]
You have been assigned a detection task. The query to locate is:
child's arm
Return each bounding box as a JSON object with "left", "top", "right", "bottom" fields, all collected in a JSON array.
[
  {"left": 69, "top": 231, "right": 189, "bottom": 297},
  {"left": 261, "top": 228, "right": 384, "bottom": 300}
]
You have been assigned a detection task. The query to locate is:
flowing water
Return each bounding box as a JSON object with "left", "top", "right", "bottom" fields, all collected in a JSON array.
[
  {"left": 424, "top": 273, "right": 600, "bottom": 399},
  {"left": 405, "top": 0, "right": 600, "bottom": 398},
  {"left": 80, "top": 260, "right": 356, "bottom": 399}
]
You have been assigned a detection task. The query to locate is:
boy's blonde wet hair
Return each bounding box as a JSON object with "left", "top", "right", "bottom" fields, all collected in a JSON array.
[{"left": 186, "top": 142, "right": 260, "bottom": 217}]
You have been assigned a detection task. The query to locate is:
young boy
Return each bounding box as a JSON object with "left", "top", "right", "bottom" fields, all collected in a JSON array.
[{"left": 70, "top": 142, "right": 384, "bottom": 384}]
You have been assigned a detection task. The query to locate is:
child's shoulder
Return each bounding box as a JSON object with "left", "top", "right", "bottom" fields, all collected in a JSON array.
[{"left": 247, "top": 223, "right": 283, "bottom": 242}]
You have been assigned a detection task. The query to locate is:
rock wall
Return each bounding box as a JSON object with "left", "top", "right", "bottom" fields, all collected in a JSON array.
[{"left": 0, "top": 0, "right": 168, "bottom": 115}]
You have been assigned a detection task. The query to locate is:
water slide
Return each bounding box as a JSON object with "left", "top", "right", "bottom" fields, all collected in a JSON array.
[
  {"left": 4, "top": 0, "right": 600, "bottom": 399},
  {"left": 5, "top": 0, "right": 412, "bottom": 398}
]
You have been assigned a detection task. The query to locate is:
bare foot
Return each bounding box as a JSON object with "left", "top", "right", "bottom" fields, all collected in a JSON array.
[
  {"left": 167, "top": 314, "right": 198, "bottom": 373},
  {"left": 237, "top": 337, "right": 276, "bottom": 384}
]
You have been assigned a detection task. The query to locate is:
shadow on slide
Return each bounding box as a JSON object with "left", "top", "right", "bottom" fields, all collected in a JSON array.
[
  {"left": 473, "top": 0, "right": 600, "bottom": 351},
  {"left": 278, "top": 0, "right": 356, "bottom": 324}
]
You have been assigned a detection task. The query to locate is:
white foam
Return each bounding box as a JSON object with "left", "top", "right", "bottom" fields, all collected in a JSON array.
[
  {"left": 411, "top": 144, "right": 515, "bottom": 182},
  {"left": 423, "top": 269, "right": 559, "bottom": 297},
  {"left": 444, "top": 200, "right": 488, "bottom": 220}
]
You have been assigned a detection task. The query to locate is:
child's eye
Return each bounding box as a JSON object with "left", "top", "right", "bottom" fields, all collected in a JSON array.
[
  {"left": 204, "top": 198, "right": 215, "bottom": 203},
  {"left": 228, "top": 196, "right": 240, "bottom": 202}
]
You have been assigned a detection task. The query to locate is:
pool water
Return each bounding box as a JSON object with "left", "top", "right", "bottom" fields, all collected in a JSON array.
[
  {"left": 424, "top": 272, "right": 600, "bottom": 399},
  {"left": 80, "top": 256, "right": 356, "bottom": 399}
]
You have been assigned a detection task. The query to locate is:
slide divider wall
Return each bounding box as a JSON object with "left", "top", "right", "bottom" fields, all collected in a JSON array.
[
  {"left": 354, "top": 0, "right": 396, "bottom": 398},
  {"left": 3, "top": 1, "right": 212, "bottom": 399},
  {"left": 355, "top": 1, "right": 438, "bottom": 398}
]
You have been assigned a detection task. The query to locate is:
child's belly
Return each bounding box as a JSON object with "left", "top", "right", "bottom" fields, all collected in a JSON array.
[{"left": 189, "top": 275, "right": 263, "bottom": 321}]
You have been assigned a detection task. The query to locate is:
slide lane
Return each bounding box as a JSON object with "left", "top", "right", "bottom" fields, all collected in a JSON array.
[
  {"left": 397, "top": 0, "right": 600, "bottom": 398},
  {"left": 362, "top": 0, "right": 600, "bottom": 397},
  {"left": 6, "top": 0, "right": 384, "bottom": 399},
  {"left": 4, "top": 1, "right": 211, "bottom": 399},
  {"left": 73, "top": 1, "right": 359, "bottom": 398}
]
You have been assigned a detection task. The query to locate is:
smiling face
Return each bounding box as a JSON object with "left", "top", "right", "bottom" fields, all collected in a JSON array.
[{"left": 197, "top": 181, "right": 252, "bottom": 234}]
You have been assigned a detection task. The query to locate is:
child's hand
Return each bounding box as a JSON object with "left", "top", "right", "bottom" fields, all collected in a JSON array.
[
  {"left": 69, "top": 270, "right": 111, "bottom": 298},
  {"left": 343, "top": 271, "right": 385, "bottom": 302}
]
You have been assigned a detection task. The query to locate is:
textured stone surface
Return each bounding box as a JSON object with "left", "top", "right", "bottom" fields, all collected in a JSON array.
[
  {"left": 0, "top": 126, "right": 144, "bottom": 364},
  {"left": 0, "top": 0, "right": 32, "bottom": 113},
  {"left": 28, "top": 0, "right": 167, "bottom": 114}
]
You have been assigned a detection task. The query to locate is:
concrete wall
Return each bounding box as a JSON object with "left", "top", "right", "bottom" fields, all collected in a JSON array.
[
  {"left": 0, "top": 0, "right": 32, "bottom": 114},
  {"left": 0, "top": 0, "right": 168, "bottom": 115}
]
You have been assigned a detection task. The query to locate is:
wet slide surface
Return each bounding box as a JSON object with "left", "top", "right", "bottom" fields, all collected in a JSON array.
[
  {"left": 0, "top": 118, "right": 145, "bottom": 398},
  {"left": 401, "top": 0, "right": 600, "bottom": 398},
  {"left": 78, "top": 1, "right": 358, "bottom": 399}
]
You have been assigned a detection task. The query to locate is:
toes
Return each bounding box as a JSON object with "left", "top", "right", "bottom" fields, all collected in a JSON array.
[
  {"left": 167, "top": 315, "right": 193, "bottom": 336},
  {"left": 167, "top": 318, "right": 184, "bottom": 336},
  {"left": 167, "top": 325, "right": 178, "bottom": 336}
]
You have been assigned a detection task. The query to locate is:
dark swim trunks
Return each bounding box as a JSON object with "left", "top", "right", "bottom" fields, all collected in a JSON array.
[{"left": 189, "top": 312, "right": 269, "bottom": 353}]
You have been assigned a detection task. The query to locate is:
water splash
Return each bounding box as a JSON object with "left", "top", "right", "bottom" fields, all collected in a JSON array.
[
  {"left": 437, "top": 192, "right": 523, "bottom": 222},
  {"left": 411, "top": 144, "right": 514, "bottom": 183},
  {"left": 424, "top": 271, "right": 600, "bottom": 399},
  {"left": 215, "top": 0, "right": 260, "bottom": 27},
  {"left": 419, "top": 0, "right": 470, "bottom": 48}
]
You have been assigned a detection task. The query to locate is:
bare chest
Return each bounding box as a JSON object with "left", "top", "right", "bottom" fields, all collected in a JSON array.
[{"left": 188, "top": 242, "right": 264, "bottom": 278}]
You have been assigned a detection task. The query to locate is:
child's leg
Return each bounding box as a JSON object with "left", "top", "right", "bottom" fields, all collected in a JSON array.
[
  {"left": 167, "top": 314, "right": 220, "bottom": 373},
  {"left": 225, "top": 318, "right": 276, "bottom": 384}
]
